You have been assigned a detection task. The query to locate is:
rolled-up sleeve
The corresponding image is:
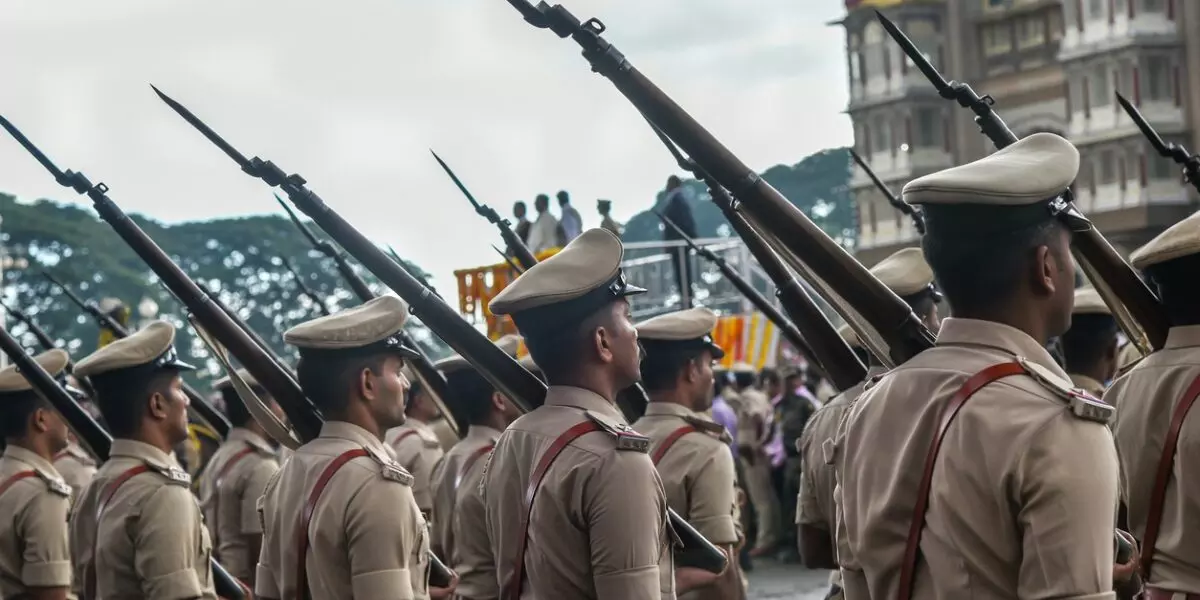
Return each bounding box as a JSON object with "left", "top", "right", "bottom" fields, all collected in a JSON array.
[
  {"left": 1015, "top": 416, "right": 1117, "bottom": 599},
  {"left": 19, "top": 491, "right": 72, "bottom": 587},
  {"left": 687, "top": 446, "right": 738, "bottom": 545},
  {"left": 587, "top": 451, "right": 669, "bottom": 600},
  {"left": 135, "top": 486, "right": 205, "bottom": 599},
  {"left": 346, "top": 479, "right": 422, "bottom": 600}
]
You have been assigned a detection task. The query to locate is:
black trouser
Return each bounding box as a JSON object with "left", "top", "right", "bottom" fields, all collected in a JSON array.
[
  {"left": 780, "top": 456, "right": 803, "bottom": 551},
  {"left": 669, "top": 245, "right": 693, "bottom": 309}
]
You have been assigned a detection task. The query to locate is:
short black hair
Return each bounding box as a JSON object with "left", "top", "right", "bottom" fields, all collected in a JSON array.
[
  {"left": 556, "top": 190, "right": 569, "bottom": 203},
  {"left": 922, "top": 218, "right": 1065, "bottom": 314},
  {"left": 445, "top": 368, "right": 496, "bottom": 427},
  {"left": 523, "top": 307, "right": 612, "bottom": 383},
  {"left": 0, "top": 390, "right": 49, "bottom": 439},
  {"left": 757, "top": 368, "right": 779, "bottom": 388},
  {"left": 403, "top": 377, "right": 425, "bottom": 416},
  {"left": 901, "top": 288, "right": 938, "bottom": 320},
  {"left": 90, "top": 368, "right": 180, "bottom": 438},
  {"left": 296, "top": 351, "right": 390, "bottom": 417},
  {"left": 640, "top": 343, "right": 707, "bottom": 393},
  {"left": 219, "top": 385, "right": 266, "bottom": 428},
  {"left": 513, "top": 201, "right": 527, "bottom": 212},
  {"left": 1145, "top": 253, "right": 1200, "bottom": 326},
  {"left": 1061, "top": 313, "right": 1119, "bottom": 374}
]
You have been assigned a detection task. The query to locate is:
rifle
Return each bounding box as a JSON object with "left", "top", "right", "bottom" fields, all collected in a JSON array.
[
  {"left": 386, "top": 244, "right": 444, "bottom": 300},
  {"left": 500, "top": 1, "right": 934, "bottom": 366},
  {"left": 0, "top": 299, "right": 102, "bottom": 400},
  {"left": 876, "top": 12, "right": 1169, "bottom": 354},
  {"left": 274, "top": 197, "right": 461, "bottom": 438},
  {"left": 279, "top": 256, "right": 333, "bottom": 317},
  {"left": 494, "top": 244, "right": 526, "bottom": 274},
  {"left": 849, "top": 148, "right": 925, "bottom": 235},
  {"left": 430, "top": 150, "right": 540, "bottom": 271},
  {"left": 153, "top": 88, "right": 728, "bottom": 575},
  {"left": 0, "top": 325, "right": 248, "bottom": 598},
  {"left": 42, "top": 272, "right": 233, "bottom": 439},
  {"left": 1117, "top": 92, "right": 1200, "bottom": 195}
]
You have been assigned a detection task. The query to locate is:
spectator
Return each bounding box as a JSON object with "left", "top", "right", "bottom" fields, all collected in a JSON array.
[
  {"left": 661, "top": 175, "right": 696, "bottom": 308},
  {"left": 512, "top": 201, "right": 532, "bottom": 246},
  {"left": 556, "top": 190, "right": 582, "bottom": 244},
  {"left": 597, "top": 199, "right": 623, "bottom": 237},
  {"left": 525, "top": 193, "right": 560, "bottom": 254}
]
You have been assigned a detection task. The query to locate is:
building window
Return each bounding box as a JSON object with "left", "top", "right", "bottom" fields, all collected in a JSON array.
[
  {"left": 1143, "top": 0, "right": 1164, "bottom": 12},
  {"left": 1098, "top": 150, "right": 1117, "bottom": 185},
  {"left": 1088, "top": 0, "right": 1106, "bottom": 18},
  {"left": 874, "top": 116, "right": 891, "bottom": 155},
  {"left": 1017, "top": 16, "right": 1047, "bottom": 48},
  {"left": 1146, "top": 55, "right": 1171, "bottom": 101},
  {"left": 1147, "top": 143, "right": 1174, "bottom": 179},
  {"left": 983, "top": 23, "right": 1013, "bottom": 57},
  {"left": 1091, "top": 65, "right": 1111, "bottom": 107},
  {"left": 914, "top": 107, "right": 941, "bottom": 148}
]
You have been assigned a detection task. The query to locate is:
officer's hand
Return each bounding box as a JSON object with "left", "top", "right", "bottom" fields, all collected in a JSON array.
[
  {"left": 675, "top": 547, "right": 730, "bottom": 593},
  {"left": 430, "top": 571, "right": 459, "bottom": 599},
  {"left": 1112, "top": 530, "right": 1140, "bottom": 583}
]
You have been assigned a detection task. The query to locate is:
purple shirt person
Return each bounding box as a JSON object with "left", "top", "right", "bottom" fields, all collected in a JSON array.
[{"left": 710, "top": 393, "right": 738, "bottom": 451}]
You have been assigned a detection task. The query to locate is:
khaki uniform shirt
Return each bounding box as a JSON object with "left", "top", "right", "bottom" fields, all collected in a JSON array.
[
  {"left": 255, "top": 421, "right": 430, "bottom": 600},
  {"left": 0, "top": 445, "right": 73, "bottom": 597},
  {"left": 837, "top": 318, "right": 1118, "bottom": 599},
  {"left": 633, "top": 402, "right": 739, "bottom": 546},
  {"left": 387, "top": 419, "right": 446, "bottom": 514},
  {"left": 53, "top": 441, "right": 97, "bottom": 504},
  {"left": 482, "top": 385, "right": 675, "bottom": 600},
  {"left": 1070, "top": 373, "right": 1107, "bottom": 398},
  {"left": 797, "top": 366, "right": 886, "bottom": 533},
  {"left": 431, "top": 425, "right": 501, "bottom": 600},
  {"left": 600, "top": 216, "right": 623, "bottom": 237},
  {"left": 1107, "top": 325, "right": 1200, "bottom": 592},
  {"left": 69, "top": 439, "right": 216, "bottom": 600},
  {"left": 735, "top": 388, "right": 772, "bottom": 452},
  {"left": 197, "top": 427, "right": 279, "bottom": 581},
  {"left": 430, "top": 417, "right": 460, "bottom": 453}
]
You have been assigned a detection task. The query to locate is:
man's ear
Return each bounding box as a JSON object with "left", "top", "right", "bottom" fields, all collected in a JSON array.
[
  {"left": 1032, "top": 244, "right": 1058, "bottom": 298},
  {"left": 148, "top": 390, "right": 169, "bottom": 421},
  {"left": 31, "top": 406, "right": 50, "bottom": 434},
  {"left": 593, "top": 325, "right": 615, "bottom": 365},
  {"left": 357, "top": 366, "right": 377, "bottom": 402}
]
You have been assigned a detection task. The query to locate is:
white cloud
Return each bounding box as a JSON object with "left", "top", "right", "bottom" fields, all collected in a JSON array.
[{"left": 0, "top": 0, "right": 852, "bottom": 296}]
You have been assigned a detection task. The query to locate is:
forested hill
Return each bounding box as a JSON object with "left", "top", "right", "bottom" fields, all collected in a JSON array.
[
  {"left": 0, "top": 193, "right": 449, "bottom": 386},
  {"left": 620, "top": 147, "right": 855, "bottom": 246}
]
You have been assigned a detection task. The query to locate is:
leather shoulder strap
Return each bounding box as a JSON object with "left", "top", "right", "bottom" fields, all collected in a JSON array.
[
  {"left": 0, "top": 470, "right": 37, "bottom": 499},
  {"left": 1140, "top": 371, "right": 1200, "bottom": 580},
  {"left": 897, "top": 361, "right": 1025, "bottom": 600},
  {"left": 295, "top": 448, "right": 368, "bottom": 600},
  {"left": 651, "top": 425, "right": 698, "bottom": 465},
  {"left": 392, "top": 429, "right": 420, "bottom": 449},
  {"left": 86, "top": 464, "right": 152, "bottom": 600},
  {"left": 502, "top": 420, "right": 602, "bottom": 600},
  {"left": 455, "top": 443, "right": 495, "bottom": 492}
]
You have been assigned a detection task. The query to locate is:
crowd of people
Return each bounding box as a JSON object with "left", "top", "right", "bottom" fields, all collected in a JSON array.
[{"left": 509, "top": 190, "right": 623, "bottom": 255}]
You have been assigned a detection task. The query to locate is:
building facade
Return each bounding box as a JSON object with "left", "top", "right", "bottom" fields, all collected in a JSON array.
[{"left": 841, "top": 0, "right": 1198, "bottom": 263}]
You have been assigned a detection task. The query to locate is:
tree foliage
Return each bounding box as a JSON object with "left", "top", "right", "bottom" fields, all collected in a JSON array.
[
  {"left": 0, "top": 193, "right": 450, "bottom": 386},
  {"left": 621, "top": 147, "right": 854, "bottom": 246}
]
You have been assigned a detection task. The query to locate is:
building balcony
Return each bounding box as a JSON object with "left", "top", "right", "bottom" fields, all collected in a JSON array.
[
  {"left": 847, "top": 70, "right": 942, "bottom": 109},
  {"left": 848, "top": 147, "right": 953, "bottom": 191},
  {"left": 1060, "top": 11, "right": 1180, "bottom": 60},
  {"left": 1068, "top": 98, "right": 1187, "bottom": 146}
]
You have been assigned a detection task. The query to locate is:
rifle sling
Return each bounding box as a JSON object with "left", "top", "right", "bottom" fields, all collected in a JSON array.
[{"left": 1140, "top": 372, "right": 1200, "bottom": 580}]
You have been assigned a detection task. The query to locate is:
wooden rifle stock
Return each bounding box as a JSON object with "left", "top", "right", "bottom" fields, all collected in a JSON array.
[
  {"left": 0, "top": 325, "right": 248, "bottom": 600},
  {"left": 507, "top": 5, "right": 934, "bottom": 364},
  {"left": 708, "top": 191, "right": 867, "bottom": 391}
]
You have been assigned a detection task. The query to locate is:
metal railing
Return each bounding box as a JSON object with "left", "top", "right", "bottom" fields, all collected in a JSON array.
[{"left": 621, "top": 237, "right": 777, "bottom": 319}]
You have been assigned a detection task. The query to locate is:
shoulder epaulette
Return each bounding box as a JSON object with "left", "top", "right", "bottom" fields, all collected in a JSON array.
[
  {"left": 1017, "top": 357, "right": 1114, "bottom": 424},
  {"left": 364, "top": 444, "right": 415, "bottom": 486},
  {"left": 417, "top": 428, "right": 441, "bottom": 449},
  {"left": 683, "top": 416, "right": 732, "bottom": 444},
  {"left": 584, "top": 410, "right": 651, "bottom": 453},
  {"left": 35, "top": 471, "right": 71, "bottom": 497},
  {"left": 146, "top": 462, "right": 193, "bottom": 487}
]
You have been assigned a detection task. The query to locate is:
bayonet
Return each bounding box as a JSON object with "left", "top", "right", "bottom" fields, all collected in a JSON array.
[
  {"left": 1117, "top": 92, "right": 1200, "bottom": 193},
  {"left": 43, "top": 272, "right": 131, "bottom": 337},
  {"left": 877, "top": 11, "right": 1168, "bottom": 353},
  {"left": 849, "top": 149, "right": 925, "bottom": 234},
  {"left": 494, "top": 244, "right": 525, "bottom": 274},
  {"left": 279, "top": 256, "right": 332, "bottom": 317},
  {"left": 429, "top": 149, "right": 539, "bottom": 270}
]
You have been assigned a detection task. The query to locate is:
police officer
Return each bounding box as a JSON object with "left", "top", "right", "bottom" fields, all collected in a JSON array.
[
  {"left": 731, "top": 363, "right": 778, "bottom": 558},
  {"left": 837, "top": 133, "right": 1121, "bottom": 597},
  {"left": 0, "top": 349, "right": 75, "bottom": 599},
  {"left": 197, "top": 369, "right": 283, "bottom": 585},
  {"left": 254, "top": 295, "right": 457, "bottom": 600},
  {"left": 1062, "top": 287, "right": 1118, "bottom": 397},
  {"left": 632, "top": 307, "right": 744, "bottom": 600},
  {"left": 53, "top": 377, "right": 99, "bottom": 503},
  {"left": 1107, "top": 210, "right": 1200, "bottom": 599},
  {"left": 386, "top": 367, "right": 447, "bottom": 517},
  {"left": 482, "top": 228, "right": 719, "bottom": 599},
  {"left": 70, "top": 320, "right": 215, "bottom": 599},
  {"left": 797, "top": 246, "right": 941, "bottom": 582},
  {"left": 429, "top": 352, "right": 522, "bottom": 600}
]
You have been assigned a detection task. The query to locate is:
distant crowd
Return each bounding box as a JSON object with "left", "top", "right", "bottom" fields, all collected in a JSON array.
[{"left": 509, "top": 191, "right": 623, "bottom": 254}]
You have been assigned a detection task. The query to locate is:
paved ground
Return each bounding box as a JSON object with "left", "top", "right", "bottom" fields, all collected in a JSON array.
[{"left": 745, "top": 558, "right": 832, "bottom": 599}]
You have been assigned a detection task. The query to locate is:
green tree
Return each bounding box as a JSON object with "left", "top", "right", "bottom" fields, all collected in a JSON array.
[{"left": 0, "top": 193, "right": 450, "bottom": 387}]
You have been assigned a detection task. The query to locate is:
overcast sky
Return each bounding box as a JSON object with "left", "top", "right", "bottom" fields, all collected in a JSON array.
[{"left": 0, "top": 0, "right": 852, "bottom": 295}]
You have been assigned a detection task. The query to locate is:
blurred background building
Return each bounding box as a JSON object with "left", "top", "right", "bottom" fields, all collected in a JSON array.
[{"left": 841, "top": 0, "right": 1199, "bottom": 264}]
